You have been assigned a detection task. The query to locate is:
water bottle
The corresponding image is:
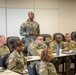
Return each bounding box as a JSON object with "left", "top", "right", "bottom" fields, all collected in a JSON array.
[
  {"left": 56, "top": 45, "right": 60, "bottom": 56},
  {"left": 59, "top": 49, "right": 62, "bottom": 55}
]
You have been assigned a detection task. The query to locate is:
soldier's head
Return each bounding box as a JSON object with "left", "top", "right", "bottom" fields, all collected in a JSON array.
[
  {"left": 0, "top": 35, "right": 6, "bottom": 46},
  {"left": 41, "top": 48, "right": 53, "bottom": 62},
  {"left": 35, "top": 34, "right": 43, "bottom": 45},
  {"left": 28, "top": 11, "right": 34, "bottom": 21},
  {"left": 65, "top": 33, "right": 71, "bottom": 42},
  {"left": 55, "top": 34, "right": 62, "bottom": 43},
  {"left": 13, "top": 40, "right": 24, "bottom": 52}
]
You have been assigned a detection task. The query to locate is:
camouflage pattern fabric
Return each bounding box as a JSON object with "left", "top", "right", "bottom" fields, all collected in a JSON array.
[
  {"left": 49, "top": 41, "right": 65, "bottom": 53},
  {"left": 36, "top": 61, "right": 58, "bottom": 75},
  {"left": 20, "top": 19, "right": 40, "bottom": 45},
  {"left": 64, "top": 40, "right": 76, "bottom": 50},
  {"left": 28, "top": 41, "right": 47, "bottom": 56},
  {"left": 49, "top": 41, "right": 71, "bottom": 74},
  {"left": 6, "top": 50, "right": 27, "bottom": 74},
  {"left": 45, "top": 37, "right": 54, "bottom": 42},
  {"left": 0, "top": 45, "right": 10, "bottom": 56}
]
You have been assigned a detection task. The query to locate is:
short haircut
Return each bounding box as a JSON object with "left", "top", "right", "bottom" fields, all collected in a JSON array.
[
  {"left": 28, "top": 11, "right": 34, "bottom": 15},
  {"left": 65, "top": 33, "right": 70, "bottom": 37},
  {"left": 41, "top": 48, "right": 53, "bottom": 62},
  {"left": 35, "top": 34, "right": 43, "bottom": 39},
  {"left": 0, "top": 35, "right": 5, "bottom": 39},
  {"left": 55, "top": 34, "right": 62, "bottom": 39},
  {"left": 0, "top": 35, "right": 6, "bottom": 44}
]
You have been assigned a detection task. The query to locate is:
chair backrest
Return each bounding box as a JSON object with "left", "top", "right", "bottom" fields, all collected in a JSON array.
[
  {"left": 71, "top": 31, "right": 76, "bottom": 42},
  {"left": 7, "top": 36, "right": 20, "bottom": 52},
  {"left": 23, "top": 45, "right": 28, "bottom": 56},
  {"left": 28, "top": 61, "right": 39, "bottom": 75},
  {"left": 53, "top": 33, "right": 65, "bottom": 41},
  {"left": 41, "top": 34, "right": 52, "bottom": 41},
  {"left": 0, "top": 53, "right": 10, "bottom": 68},
  {"left": 21, "top": 37, "right": 26, "bottom": 44},
  {"left": 44, "top": 41, "right": 51, "bottom": 47}
]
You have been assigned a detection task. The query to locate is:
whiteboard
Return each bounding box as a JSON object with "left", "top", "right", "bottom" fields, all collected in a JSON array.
[
  {"left": 7, "top": 9, "right": 34, "bottom": 39},
  {"left": 0, "top": 8, "right": 6, "bottom": 37}
]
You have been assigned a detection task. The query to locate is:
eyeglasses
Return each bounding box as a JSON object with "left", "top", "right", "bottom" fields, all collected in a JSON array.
[{"left": 37, "top": 39, "right": 43, "bottom": 40}]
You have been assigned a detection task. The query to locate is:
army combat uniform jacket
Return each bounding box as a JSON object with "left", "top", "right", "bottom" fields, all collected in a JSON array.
[
  {"left": 0, "top": 45, "right": 10, "bottom": 56},
  {"left": 49, "top": 41, "right": 71, "bottom": 74},
  {"left": 28, "top": 41, "right": 47, "bottom": 56},
  {"left": 20, "top": 19, "right": 40, "bottom": 45},
  {"left": 36, "top": 61, "right": 58, "bottom": 75},
  {"left": 6, "top": 50, "right": 27, "bottom": 74},
  {"left": 64, "top": 40, "right": 76, "bottom": 50},
  {"left": 49, "top": 41, "right": 65, "bottom": 53}
]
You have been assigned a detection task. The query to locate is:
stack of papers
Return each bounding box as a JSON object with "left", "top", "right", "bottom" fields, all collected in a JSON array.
[
  {"left": 62, "top": 50, "right": 74, "bottom": 54},
  {"left": 0, "top": 67, "right": 5, "bottom": 72}
]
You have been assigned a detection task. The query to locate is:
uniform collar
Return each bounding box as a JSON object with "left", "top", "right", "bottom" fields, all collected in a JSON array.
[
  {"left": 34, "top": 41, "right": 42, "bottom": 47},
  {"left": 14, "top": 50, "right": 22, "bottom": 57},
  {"left": 55, "top": 41, "right": 63, "bottom": 45},
  {"left": 27, "top": 19, "right": 34, "bottom": 22}
]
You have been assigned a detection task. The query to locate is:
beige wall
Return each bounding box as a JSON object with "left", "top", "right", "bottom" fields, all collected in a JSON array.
[
  {"left": 0, "top": 0, "right": 76, "bottom": 38},
  {"left": 59, "top": 0, "right": 76, "bottom": 35}
]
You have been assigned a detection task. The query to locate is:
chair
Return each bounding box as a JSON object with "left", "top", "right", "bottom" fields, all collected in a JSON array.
[
  {"left": 28, "top": 61, "right": 39, "bottom": 75},
  {"left": 21, "top": 37, "right": 26, "bottom": 44},
  {"left": 70, "top": 32, "right": 76, "bottom": 74},
  {"left": 71, "top": 58, "right": 76, "bottom": 74},
  {"left": 44, "top": 41, "right": 51, "bottom": 47},
  {"left": 71, "top": 31, "right": 76, "bottom": 42},
  {"left": 23, "top": 45, "right": 28, "bottom": 56},
  {"left": 41, "top": 34, "right": 52, "bottom": 41},
  {"left": 0, "top": 53, "right": 10, "bottom": 68},
  {"left": 7, "top": 36, "right": 20, "bottom": 52},
  {"left": 53, "top": 33, "right": 65, "bottom": 41}
]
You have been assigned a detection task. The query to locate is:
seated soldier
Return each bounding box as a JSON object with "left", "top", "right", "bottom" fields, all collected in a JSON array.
[
  {"left": 36, "top": 47, "right": 58, "bottom": 75},
  {"left": 28, "top": 34, "right": 47, "bottom": 56},
  {"left": 0, "top": 35, "right": 10, "bottom": 56},
  {"left": 64, "top": 33, "right": 76, "bottom": 51},
  {"left": 49, "top": 34, "right": 71, "bottom": 75},
  {"left": 64, "top": 33, "right": 76, "bottom": 74},
  {"left": 6, "top": 41, "right": 28, "bottom": 74}
]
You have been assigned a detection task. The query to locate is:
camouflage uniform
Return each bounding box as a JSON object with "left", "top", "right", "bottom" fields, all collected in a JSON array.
[
  {"left": 49, "top": 41, "right": 71, "bottom": 74},
  {"left": 6, "top": 50, "right": 27, "bottom": 74},
  {"left": 45, "top": 37, "right": 54, "bottom": 42},
  {"left": 20, "top": 19, "right": 40, "bottom": 45},
  {"left": 0, "top": 45, "right": 10, "bottom": 56},
  {"left": 64, "top": 40, "right": 76, "bottom": 50},
  {"left": 28, "top": 41, "right": 47, "bottom": 56},
  {"left": 49, "top": 41, "right": 65, "bottom": 53},
  {"left": 36, "top": 61, "right": 58, "bottom": 75},
  {"left": 64, "top": 40, "right": 76, "bottom": 74}
]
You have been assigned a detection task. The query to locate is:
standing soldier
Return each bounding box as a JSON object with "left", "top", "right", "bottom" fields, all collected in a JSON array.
[{"left": 20, "top": 11, "right": 40, "bottom": 46}]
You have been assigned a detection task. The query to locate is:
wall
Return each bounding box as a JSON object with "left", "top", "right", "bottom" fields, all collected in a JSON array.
[
  {"left": 0, "top": 0, "right": 76, "bottom": 38},
  {"left": 59, "top": 0, "right": 76, "bottom": 35}
]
